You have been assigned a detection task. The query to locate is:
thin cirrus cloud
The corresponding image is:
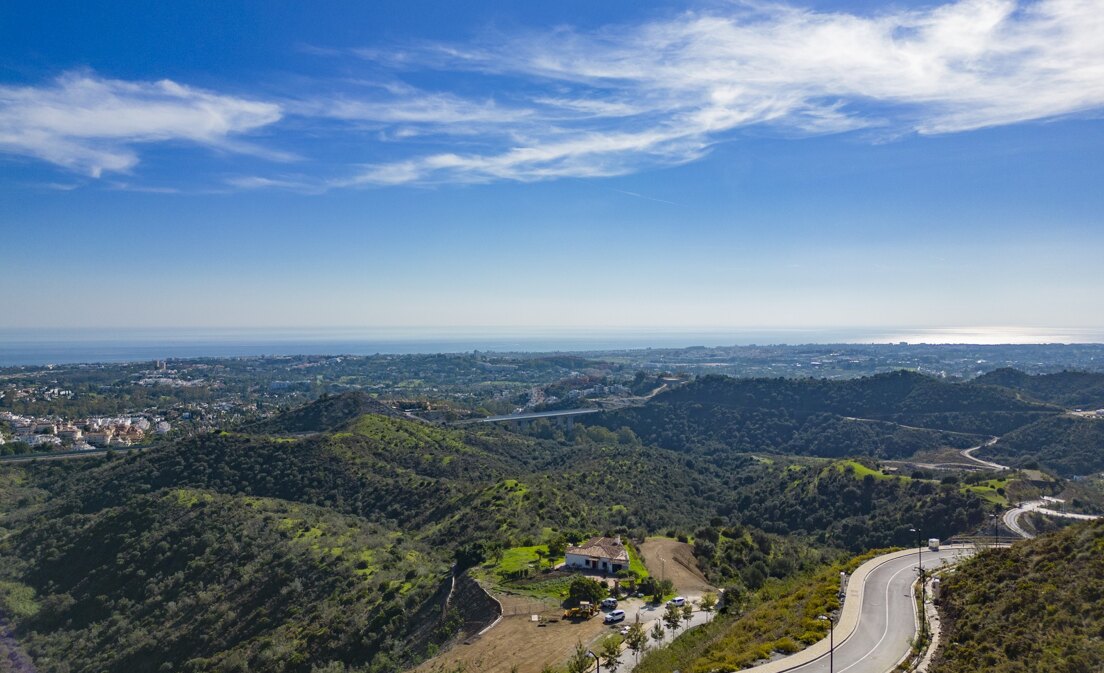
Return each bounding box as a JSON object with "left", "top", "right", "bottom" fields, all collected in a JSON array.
[
  {"left": 336, "top": 0, "right": 1104, "bottom": 186},
  {"left": 2, "top": 0, "right": 1103, "bottom": 188},
  {"left": 0, "top": 71, "right": 283, "bottom": 177}
]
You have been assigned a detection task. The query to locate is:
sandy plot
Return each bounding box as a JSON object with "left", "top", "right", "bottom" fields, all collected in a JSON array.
[
  {"left": 413, "top": 611, "right": 618, "bottom": 673},
  {"left": 638, "top": 537, "right": 714, "bottom": 597}
]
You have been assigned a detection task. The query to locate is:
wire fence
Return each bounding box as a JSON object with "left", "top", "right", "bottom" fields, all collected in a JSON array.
[{"left": 497, "top": 596, "right": 555, "bottom": 617}]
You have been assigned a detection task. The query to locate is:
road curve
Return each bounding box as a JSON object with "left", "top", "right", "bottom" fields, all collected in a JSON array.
[
  {"left": 1003, "top": 499, "right": 1102, "bottom": 539},
  {"left": 745, "top": 546, "right": 974, "bottom": 673},
  {"left": 1002, "top": 504, "right": 1035, "bottom": 538},
  {"left": 960, "top": 438, "right": 1006, "bottom": 471}
]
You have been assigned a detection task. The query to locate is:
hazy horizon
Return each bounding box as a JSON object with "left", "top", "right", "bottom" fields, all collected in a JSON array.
[{"left": 4, "top": 325, "right": 1104, "bottom": 367}]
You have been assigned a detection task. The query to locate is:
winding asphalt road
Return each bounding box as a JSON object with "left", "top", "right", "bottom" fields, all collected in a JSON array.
[
  {"left": 746, "top": 547, "right": 974, "bottom": 673},
  {"left": 959, "top": 438, "right": 1006, "bottom": 471},
  {"left": 1003, "top": 498, "right": 1102, "bottom": 539}
]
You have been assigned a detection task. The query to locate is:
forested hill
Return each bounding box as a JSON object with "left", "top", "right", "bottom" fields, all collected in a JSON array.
[
  {"left": 657, "top": 371, "right": 1051, "bottom": 419},
  {"left": 589, "top": 371, "right": 1057, "bottom": 458},
  {"left": 933, "top": 519, "right": 1104, "bottom": 673},
  {"left": 242, "top": 390, "right": 401, "bottom": 434},
  {"left": 980, "top": 414, "right": 1104, "bottom": 477},
  {"left": 973, "top": 368, "right": 1104, "bottom": 408},
  {"left": 1, "top": 489, "right": 450, "bottom": 673},
  {"left": 0, "top": 398, "right": 998, "bottom": 673}
]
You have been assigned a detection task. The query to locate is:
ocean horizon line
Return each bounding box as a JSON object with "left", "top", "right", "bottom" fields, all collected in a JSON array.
[{"left": 2, "top": 326, "right": 1104, "bottom": 367}]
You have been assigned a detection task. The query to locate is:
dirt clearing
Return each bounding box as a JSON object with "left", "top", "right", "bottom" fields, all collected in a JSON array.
[
  {"left": 413, "top": 611, "right": 616, "bottom": 673},
  {"left": 639, "top": 537, "right": 714, "bottom": 597}
]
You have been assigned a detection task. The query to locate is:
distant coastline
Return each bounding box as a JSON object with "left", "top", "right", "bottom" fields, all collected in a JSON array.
[{"left": 2, "top": 327, "right": 1103, "bottom": 367}]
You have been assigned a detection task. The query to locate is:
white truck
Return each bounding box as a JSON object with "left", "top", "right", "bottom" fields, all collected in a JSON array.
[{"left": 928, "top": 538, "right": 940, "bottom": 551}]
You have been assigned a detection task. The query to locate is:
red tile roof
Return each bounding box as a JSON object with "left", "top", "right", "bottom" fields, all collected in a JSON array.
[{"left": 565, "top": 536, "right": 629, "bottom": 562}]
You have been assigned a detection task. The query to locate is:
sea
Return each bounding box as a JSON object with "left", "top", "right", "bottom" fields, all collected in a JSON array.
[{"left": 1, "top": 327, "right": 1102, "bottom": 367}]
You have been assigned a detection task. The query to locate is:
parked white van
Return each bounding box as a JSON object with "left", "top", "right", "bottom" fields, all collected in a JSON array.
[{"left": 667, "top": 596, "right": 686, "bottom": 607}]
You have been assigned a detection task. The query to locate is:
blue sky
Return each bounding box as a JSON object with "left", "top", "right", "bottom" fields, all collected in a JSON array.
[{"left": 2, "top": 0, "right": 1103, "bottom": 334}]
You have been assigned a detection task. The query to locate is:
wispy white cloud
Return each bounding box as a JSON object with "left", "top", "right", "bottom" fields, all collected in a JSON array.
[
  {"left": 224, "top": 174, "right": 326, "bottom": 194},
  {"left": 293, "top": 92, "right": 534, "bottom": 126},
  {"left": 6, "top": 1, "right": 1103, "bottom": 188},
  {"left": 335, "top": 0, "right": 1104, "bottom": 185},
  {"left": 0, "top": 71, "right": 282, "bottom": 177}
]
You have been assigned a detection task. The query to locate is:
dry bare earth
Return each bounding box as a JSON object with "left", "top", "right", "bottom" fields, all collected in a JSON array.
[
  {"left": 638, "top": 537, "right": 714, "bottom": 597},
  {"left": 413, "top": 609, "right": 614, "bottom": 673}
]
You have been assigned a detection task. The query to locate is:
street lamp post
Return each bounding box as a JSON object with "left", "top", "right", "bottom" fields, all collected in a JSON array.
[
  {"left": 909, "top": 526, "right": 922, "bottom": 572},
  {"left": 588, "top": 649, "right": 600, "bottom": 673},
  {"left": 818, "top": 614, "right": 835, "bottom": 673},
  {"left": 910, "top": 526, "right": 925, "bottom": 636},
  {"left": 991, "top": 513, "right": 999, "bottom": 546}
]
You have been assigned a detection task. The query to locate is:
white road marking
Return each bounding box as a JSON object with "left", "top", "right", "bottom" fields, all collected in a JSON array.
[{"left": 836, "top": 561, "right": 917, "bottom": 673}]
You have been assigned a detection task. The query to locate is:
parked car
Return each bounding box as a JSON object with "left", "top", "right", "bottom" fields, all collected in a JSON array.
[
  {"left": 604, "top": 609, "right": 626, "bottom": 624},
  {"left": 601, "top": 597, "right": 618, "bottom": 609},
  {"left": 667, "top": 596, "right": 686, "bottom": 607}
]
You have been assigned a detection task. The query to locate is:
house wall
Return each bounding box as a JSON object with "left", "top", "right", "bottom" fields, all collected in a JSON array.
[
  {"left": 565, "top": 553, "right": 626, "bottom": 573},
  {"left": 565, "top": 552, "right": 592, "bottom": 569}
]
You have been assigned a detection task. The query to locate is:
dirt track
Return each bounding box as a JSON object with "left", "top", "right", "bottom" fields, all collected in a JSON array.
[{"left": 639, "top": 537, "right": 714, "bottom": 597}]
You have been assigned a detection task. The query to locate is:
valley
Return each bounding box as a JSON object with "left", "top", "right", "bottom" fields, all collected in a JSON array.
[{"left": 1, "top": 360, "right": 1103, "bottom": 673}]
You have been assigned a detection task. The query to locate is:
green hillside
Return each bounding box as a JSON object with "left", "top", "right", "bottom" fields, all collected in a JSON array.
[
  {"left": 982, "top": 415, "right": 1104, "bottom": 477},
  {"left": 933, "top": 519, "right": 1104, "bottom": 673},
  {"left": 243, "top": 391, "right": 401, "bottom": 434},
  {"left": 0, "top": 393, "right": 1008, "bottom": 673},
  {"left": 589, "top": 371, "right": 1056, "bottom": 459},
  {"left": 0, "top": 487, "right": 452, "bottom": 673},
  {"left": 973, "top": 368, "right": 1104, "bottom": 408}
]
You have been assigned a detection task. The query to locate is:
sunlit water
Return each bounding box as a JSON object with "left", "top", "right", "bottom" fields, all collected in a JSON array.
[{"left": 1, "top": 326, "right": 1102, "bottom": 366}]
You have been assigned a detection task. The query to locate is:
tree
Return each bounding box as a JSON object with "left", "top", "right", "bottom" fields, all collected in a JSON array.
[
  {"left": 644, "top": 577, "right": 674, "bottom": 603},
  {"left": 721, "top": 583, "right": 748, "bottom": 614},
  {"left": 663, "top": 602, "right": 682, "bottom": 632},
  {"left": 547, "top": 535, "right": 568, "bottom": 558},
  {"left": 626, "top": 623, "right": 648, "bottom": 663},
  {"left": 650, "top": 621, "right": 666, "bottom": 647},
  {"left": 566, "top": 642, "right": 592, "bottom": 673},
  {"left": 568, "top": 576, "right": 608, "bottom": 606},
  {"left": 681, "top": 602, "right": 694, "bottom": 630},
  {"left": 700, "top": 592, "right": 717, "bottom": 619},
  {"left": 455, "top": 541, "right": 486, "bottom": 569},
  {"left": 598, "top": 635, "right": 622, "bottom": 672}
]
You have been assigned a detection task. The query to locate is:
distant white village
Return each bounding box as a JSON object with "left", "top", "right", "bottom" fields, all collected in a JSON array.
[{"left": 0, "top": 410, "right": 170, "bottom": 450}]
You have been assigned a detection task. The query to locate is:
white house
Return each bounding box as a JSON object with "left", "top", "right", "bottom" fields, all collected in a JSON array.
[{"left": 564, "top": 536, "right": 630, "bottom": 574}]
